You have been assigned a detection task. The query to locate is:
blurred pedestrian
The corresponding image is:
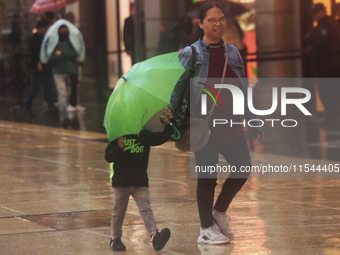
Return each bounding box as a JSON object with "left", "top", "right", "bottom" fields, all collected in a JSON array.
[
  {"left": 64, "top": 11, "right": 85, "bottom": 112},
  {"left": 334, "top": 3, "right": 340, "bottom": 72},
  {"left": 65, "top": 12, "right": 76, "bottom": 25},
  {"left": 123, "top": 3, "right": 145, "bottom": 65},
  {"left": 44, "top": 11, "right": 57, "bottom": 26},
  {"left": 40, "top": 19, "right": 85, "bottom": 128},
  {"left": 165, "top": 2, "right": 263, "bottom": 245},
  {"left": 22, "top": 17, "right": 57, "bottom": 121},
  {"left": 305, "top": 3, "right": 339, "bottom": 127},
  {"left": 157, "top": 11, "right": 200, "bottom": 55},
  {"left": 222, "top": 18, "right": 247, "bottom": 65}
]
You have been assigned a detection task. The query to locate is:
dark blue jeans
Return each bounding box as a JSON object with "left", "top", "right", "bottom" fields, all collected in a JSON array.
[{"left": 23, "top": 69, "right": 56, "bottom": 110}]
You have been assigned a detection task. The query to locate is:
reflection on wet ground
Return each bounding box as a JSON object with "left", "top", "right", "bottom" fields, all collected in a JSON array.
[
  {"left": 255, "top": 113, "right": 340, "bottom": 162},
  {"left": 0, "top": 121, "right": 339, "bottom": 254},
  {"left": 1, "top": 98, "right": 107, "bottom": 133}
]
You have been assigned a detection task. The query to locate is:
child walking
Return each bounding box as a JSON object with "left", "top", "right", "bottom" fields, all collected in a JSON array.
[{"left": 105, "top": 116, "right": 176, "bottom": 252}]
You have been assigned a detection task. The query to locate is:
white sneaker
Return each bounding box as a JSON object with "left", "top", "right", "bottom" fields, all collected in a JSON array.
[
  {"left": 197, "top": 223, "right": 230, "bottom": 245},
  {"left": 212, "top": 209, "right": 234, "bottom": 241},
  {"left": 67, "top": 105, "right": 77, "bottom": 112}
]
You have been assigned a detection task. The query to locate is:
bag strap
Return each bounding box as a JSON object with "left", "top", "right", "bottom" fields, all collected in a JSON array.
[{"left": 206, "top": 49, "right": 228, "bottom": 122}]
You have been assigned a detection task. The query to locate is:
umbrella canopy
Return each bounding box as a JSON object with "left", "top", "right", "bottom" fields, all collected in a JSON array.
[
  {"left": 30, "top": 0, "right": 79, "bottom": 14},
  {"left": 192, "top": 0, "right": 248, "bottom": 18},
  {"left": 222, "top": 0, "right": 248, "bottom": 18},
  {"left": 104, "top": 52, "right": 185, "bottom": 142}
]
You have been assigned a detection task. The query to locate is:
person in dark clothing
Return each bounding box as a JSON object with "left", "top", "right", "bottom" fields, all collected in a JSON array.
[
  {"left": 44, "top": 11, "right": 57, "bottom": 27},
  {"left": 336, "top": 3, "right": 340, "bottom": 62},
  {"left": 123, "top": 3, "right": 135, "bottom": 64},
  {"left": 306, "top": 4, "right": 339, "bottom": 77},
  {"left": 305, "top": 3, "right": 339, "bottom": 127},
  {"left": 333, "top": 3, "right": 340, "bottom": 115},
  {"left": 105, "top": 119, "right": 177, "bottom": 252},
  {"left": 64, "top": 12, "right": 85, "bottom": 112},
  {"left": 123, "top": 3, "right": 145, "bottom": 65},
  {"left": 65, "top": 12, "right": 76, "bottom": 25},
  {"left": 157, "top": 13, "right": 200, "bottom": 55},
  {"left": 22, "top": 17, "right": 57, "bottom": 120}
]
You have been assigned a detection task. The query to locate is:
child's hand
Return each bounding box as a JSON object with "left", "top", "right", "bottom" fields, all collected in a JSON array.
[
  {"left": 117, "top": 137, "right": 126, "bottom": 148},
  {"left": 160, "top": 107, "right": 173, "bottom": 124}
]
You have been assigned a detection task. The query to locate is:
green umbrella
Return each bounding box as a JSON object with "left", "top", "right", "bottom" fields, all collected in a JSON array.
[{"left": 104, "top": 52, "right": 185, "bottom": 142}]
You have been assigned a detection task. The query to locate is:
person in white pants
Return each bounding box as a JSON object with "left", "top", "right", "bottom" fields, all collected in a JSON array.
[{"left": 40, "top": 19, "right": 86, "bottom": 128}]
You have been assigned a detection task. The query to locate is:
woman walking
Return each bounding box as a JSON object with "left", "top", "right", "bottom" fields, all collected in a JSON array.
[{"left": 168, "top": 2, "right": 263, "bottom": 244}]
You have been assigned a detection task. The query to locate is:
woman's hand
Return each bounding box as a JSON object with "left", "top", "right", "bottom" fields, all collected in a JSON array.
[{"left": 160, "top": 107, "right": 173, "bottom": 124}]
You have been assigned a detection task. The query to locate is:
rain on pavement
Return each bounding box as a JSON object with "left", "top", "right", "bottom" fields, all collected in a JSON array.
[{"left": 0, "top": 118, "right": 340, "bottom": 254}]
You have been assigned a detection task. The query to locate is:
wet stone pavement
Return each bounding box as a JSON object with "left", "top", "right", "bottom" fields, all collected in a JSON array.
[
  {"left": 0, "top": 98, "right": 107, "bottom": 134},
  {"left": 0, "top": 120, "right": 340, "bottom": 254},
  {"left": 1, "top": 96, "right": 340, "bottom": 162}
]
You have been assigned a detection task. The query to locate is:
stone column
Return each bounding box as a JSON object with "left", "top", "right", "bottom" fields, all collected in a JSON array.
[
  {"left": 255, "top": 0, "right": 302, "bottom": 78},
  {"left": 78, "top": 0, "right": 97, "bottom": 100},
  {"left": 254, "top": 0, "right": 309, "bottom": 155}
]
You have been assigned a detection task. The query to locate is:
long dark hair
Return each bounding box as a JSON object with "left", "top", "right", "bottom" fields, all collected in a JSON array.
[{"left": 194, "top": 1, "right": 226, "bottom": 40}]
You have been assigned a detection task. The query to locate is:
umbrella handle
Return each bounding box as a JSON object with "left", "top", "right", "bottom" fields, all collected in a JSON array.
[{"left": 170, "top": 122, "right": 180, "bottom": 140}]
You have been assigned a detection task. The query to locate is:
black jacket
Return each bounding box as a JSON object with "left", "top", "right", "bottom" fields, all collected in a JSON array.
[
  {"left": 305, "top": 16, "right": 339, "bottom": 77},
  {"left": 29, "top": 32, "right": 44, "bottom": 70},
  {"left": 305, "top": 16, "right": 339, "bottom": 57},
  {"left": 105, "top": 125, "right": 174, "bottom": 187}
]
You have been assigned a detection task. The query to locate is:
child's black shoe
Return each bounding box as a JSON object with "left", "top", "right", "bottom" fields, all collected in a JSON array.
[
  {"left": 110, "top": 237, "right": 126, "bottom": 251},
  {"left": 152, "top": 228, "right": 171, "bottom": 251}
]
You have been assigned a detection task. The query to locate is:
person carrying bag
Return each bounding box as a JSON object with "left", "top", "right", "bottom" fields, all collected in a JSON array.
[
  {"left": 175, "top": 47, "right": 229, "bottom": 152},
  {"left": 161, "top": 1, "right": 264, "bottom": 245}
]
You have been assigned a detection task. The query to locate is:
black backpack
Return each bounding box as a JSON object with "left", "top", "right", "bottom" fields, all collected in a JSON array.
[{"left": 173, "top": 46, "right": 197, "bottom": 125}]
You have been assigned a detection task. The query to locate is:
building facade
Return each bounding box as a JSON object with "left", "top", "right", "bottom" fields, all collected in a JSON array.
[{"left": 0, "top": 0, "right": 339, "bottom": 105}]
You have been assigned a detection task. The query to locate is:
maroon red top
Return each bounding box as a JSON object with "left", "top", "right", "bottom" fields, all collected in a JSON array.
[{"left": 194, "top": 42, "right": 244, "bottom": 145}]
